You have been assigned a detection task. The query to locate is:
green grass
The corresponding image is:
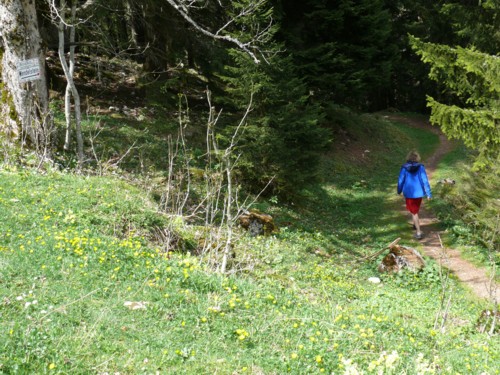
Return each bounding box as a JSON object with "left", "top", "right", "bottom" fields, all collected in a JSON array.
[
  {"left": 428, "top": 143, "right": 471, "bottom": 228},
  {"left": 429, "top": 144, "right": 500, "bottom": 274},
  {"left": 1, "top": 114, "right": 499, "bottom": 374},
  {"left": 52, "top": 105, "right": 183, "bottom": 174}
]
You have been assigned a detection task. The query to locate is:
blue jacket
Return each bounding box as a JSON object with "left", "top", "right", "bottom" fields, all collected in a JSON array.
[{"left": 397, "top": 162, "right": 432, "bottom": 198}]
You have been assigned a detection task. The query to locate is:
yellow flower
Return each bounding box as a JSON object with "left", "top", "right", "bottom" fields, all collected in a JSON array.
[
  {"left": 235, "top": 328, "right": 249, "bottom": 340},
  {"left": 291, "top": 353, "right": 298, "bottom": 359},
  {"left": 48, "top": 363, "right": 56, "bottom": 370},
  {"left": 315, "top": 355, "right": 322, "bottom": 363}
]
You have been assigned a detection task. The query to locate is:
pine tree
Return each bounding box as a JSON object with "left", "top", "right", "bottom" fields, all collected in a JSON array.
[
  {"left": 385, "top": 0, "right": 452, "bottom": 111},
  {"left": 218, "top": 45, "right": 330, "bottom": 196},
  {"left": 440, "top": 0, "right": 500, "bottom": 54},
  {"left": 410, "top": 36, "right": 500, "bottom": 168},
  {"left": 277, "top": 0, "right": 397, "bottom": 110}
]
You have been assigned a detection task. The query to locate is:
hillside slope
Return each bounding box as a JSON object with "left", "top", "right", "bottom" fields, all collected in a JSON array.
[{"left": 1, "top": 114, "right": 498, "bottom": 374}]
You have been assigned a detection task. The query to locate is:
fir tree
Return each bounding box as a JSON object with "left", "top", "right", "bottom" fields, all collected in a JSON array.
[
  {"left": 218, "top": 48, "right": 330, "bottom": 196},
  {"left": 277, "top": 0, "right": 397, "bottom": 110},
  {"left": 411, "top": 36, "right": 500, "bottom": 168},
  {"left": 440, "top": 0, "right": 500, "bottom": 54}
]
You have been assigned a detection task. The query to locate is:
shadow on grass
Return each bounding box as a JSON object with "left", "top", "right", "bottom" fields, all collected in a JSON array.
[
  {"left": 271, "top": 181, "right": 412, "bottom": 259},
  {"left": 267, "top": 114, "right": 442, "bottom": 259},
  {"left": 61, "top": 109, "right": 443, "bottom": 262}
]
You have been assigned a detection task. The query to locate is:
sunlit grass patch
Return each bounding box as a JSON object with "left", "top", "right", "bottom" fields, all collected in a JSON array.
[{"left": 1, "top": 112, "right": 498, "bottom": 374}]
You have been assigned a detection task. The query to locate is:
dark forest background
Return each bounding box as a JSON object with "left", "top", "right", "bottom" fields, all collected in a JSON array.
[{"left": 33, "top": 0, "right": 499, "bottom": 194}]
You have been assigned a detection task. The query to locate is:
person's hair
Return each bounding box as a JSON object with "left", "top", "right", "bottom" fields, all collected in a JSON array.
[{"left": 406, "top": 150, "right": 421, "bottom": 162}]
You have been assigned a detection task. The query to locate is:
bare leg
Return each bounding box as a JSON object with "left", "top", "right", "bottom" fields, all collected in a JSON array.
[{"left": 412, "top": 213, "right": 422, "bottom": 236}]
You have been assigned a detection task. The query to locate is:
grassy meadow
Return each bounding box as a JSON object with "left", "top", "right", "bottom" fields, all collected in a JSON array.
[{"left": 0, "top": 112, "right": 498, "bottom": 374}]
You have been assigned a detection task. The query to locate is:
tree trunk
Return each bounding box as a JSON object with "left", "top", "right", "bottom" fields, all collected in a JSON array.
[
  {"left": 219, "top": 153, "right": 233, "bottom": 274},
  {"left": 125, "top": 0, "right": 139, "bottom": 51},
  {"left": 0, "top": 0, "right": 51, "bottom": 154},
  {"left": 58, "top": 1, "right": 84, "bottom": 164}
]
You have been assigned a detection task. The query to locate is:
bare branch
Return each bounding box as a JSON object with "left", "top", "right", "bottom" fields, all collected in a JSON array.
[
  {"left": 165, "top": 0, "right": 262, "bottom": 64},
  {"left": 48, "top": 0, "right": 93, "bottom": 27},
  {"left": 215, "top": 0, "right": 267, "bottom": 35},
  {"left": 178, "top": 0, "right": 209, "bottom": 10},
  {"left": 77, "top": 0, "right": 96, "bottom": 11},
  {"left": 226, "top": 90, "right": 253, "bottom": 156}
]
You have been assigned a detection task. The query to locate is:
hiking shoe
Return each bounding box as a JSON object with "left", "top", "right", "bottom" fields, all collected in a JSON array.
[{"left": 414, "top": 233, "right": 423, "bottom": 240}]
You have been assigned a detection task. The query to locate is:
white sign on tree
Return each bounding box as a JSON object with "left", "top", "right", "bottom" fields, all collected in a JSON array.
[{"left": 17, "top": 58, "right": 41, "bottom": 83}]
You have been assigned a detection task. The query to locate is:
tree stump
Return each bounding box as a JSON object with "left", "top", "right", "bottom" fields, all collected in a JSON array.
[
  {"left": 238, "top": 209, "right": 278, "bottom": 236},
  {"left": 378, "top": 238, "right": 425, "bottom": 273}
]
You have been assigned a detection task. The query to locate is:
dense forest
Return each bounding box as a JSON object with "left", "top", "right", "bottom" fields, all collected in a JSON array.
[{"left": 1, "top": 0, "right": 498, "bottom": 194}]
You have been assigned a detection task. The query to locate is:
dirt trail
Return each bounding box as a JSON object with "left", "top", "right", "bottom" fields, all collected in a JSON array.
[{"left": 386, "top": 114, "right": 498, "bottom": 303}]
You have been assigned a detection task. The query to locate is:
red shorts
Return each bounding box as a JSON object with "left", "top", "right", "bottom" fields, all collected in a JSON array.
[{"left": 406, "top": 198, "right": 422, "bottom": 214}]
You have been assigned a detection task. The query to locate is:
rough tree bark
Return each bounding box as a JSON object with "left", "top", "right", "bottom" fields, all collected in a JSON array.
[{"left": 0, "top": 0, "right": 51, "bottom": 154}]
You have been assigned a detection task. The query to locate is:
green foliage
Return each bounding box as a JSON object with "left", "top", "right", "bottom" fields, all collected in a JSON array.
[
  {"left": 410, "top": 37, "right": 500, "bottom": 168},
  {"left": 384, "top": 263, "right": 442, "bottom": 291},
  {"left": 428, "top": 99, "right": 499, "bottom": 168},
  {"left": 218, "top": 47, "right": 330, "bottom": 196},
  {"left": 382, "top": 0, "right": 499, "bottom": 112},
  {"left": 277, "top": 0, "right": 398, "bottom": 110},
  {"left": 440, "top": 0, "right": 500, "bottom": 54},
  {"left": 223, "top": 0, "right": 275, "bottom": 46},
  {"left": 433, "top": 158, "right": 500, "bottom": 260},
  {"left": 383, "top": 0, "right": 451, "bottom": 111}
]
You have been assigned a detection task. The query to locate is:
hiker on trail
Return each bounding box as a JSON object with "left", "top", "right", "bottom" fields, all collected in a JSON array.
[{"left": 397, "top": 151, "right": 432, "bottom": 239}]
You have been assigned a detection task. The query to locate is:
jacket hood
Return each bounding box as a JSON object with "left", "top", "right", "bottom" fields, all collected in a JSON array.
[{"left": 403, "top": 162, "right": 422, "bottom": 173}]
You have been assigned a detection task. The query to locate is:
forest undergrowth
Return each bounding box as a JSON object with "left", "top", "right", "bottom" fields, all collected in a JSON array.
[{"left": 0, "top": 111, "right": 498, "bottom": 374}]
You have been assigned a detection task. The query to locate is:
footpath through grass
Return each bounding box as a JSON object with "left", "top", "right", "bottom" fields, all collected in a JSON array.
[
  {"left": 0, "top": 114, "right": 498, "bottom": 374},
  {"left": 429, "top": 144, "right": 500, "bottom": 274}
]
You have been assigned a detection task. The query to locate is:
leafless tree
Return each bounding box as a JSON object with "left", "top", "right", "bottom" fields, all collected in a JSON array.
[
  {"left": 164, "top": 0, "right": 273, "bottom": 64},
  {"left": 48, "top": 0, "right": 96, "bottom": 165}
]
